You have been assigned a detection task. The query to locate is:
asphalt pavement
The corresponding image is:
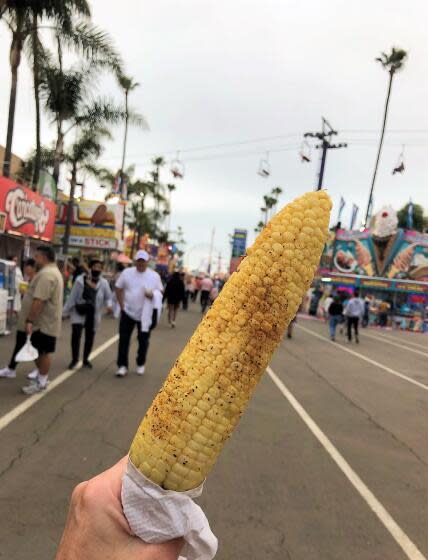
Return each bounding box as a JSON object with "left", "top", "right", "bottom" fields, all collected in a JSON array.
[{"left": 0, "top": 306, "right": 426, "bottom": 560}]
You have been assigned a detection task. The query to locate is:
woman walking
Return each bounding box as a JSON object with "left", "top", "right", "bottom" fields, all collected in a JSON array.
[
  {"left": 63, "top": 260, "right": 112, "bottom": 369},
  {"left": 164, "top": 272, "right": 185, "bottom": 328}
]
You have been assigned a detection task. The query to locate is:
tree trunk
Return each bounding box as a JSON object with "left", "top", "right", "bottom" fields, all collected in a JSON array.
[
  {"left": 121, "top": 90, "right": 129, "bottom": 173},
  {"left": 31, "top": 14, "right": 41, "bottom": 189},
  {"left": 365, "top": 69, "right": 394, "bottom": 226},
  {"left": 53, "top": 126, "right": 64, "bottom": 186},
  {"left": 52, "top": 34, "right": 64, "bottom": 188},
  {"left": 3, "top": 34, "right": 22, "bottom": 178},
  {"left": 63, "top": 165, "right": 77, "bottom": 254}
]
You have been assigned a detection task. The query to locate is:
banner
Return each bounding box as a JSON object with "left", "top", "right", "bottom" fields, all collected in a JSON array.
[
  {"left": 331, "top": 228, "right": 428, "bottom": 281},
  {"left": 0, "top": 176, "right": 56, "bottom": 241},
  {"left": 337, "top": 196, "right": 346, "bottom": 223},
  {"left": 229, "top": 229, "right": 247, "bottom": 273},
  {"left": 407, "top": 200, "right": 414, "bottom": 230},
  {"left": 37, "top": 168, "right": 57, "bottom": 200},
  {"left": 54, "top": 194, "right": 121, "bottom": 249},
  {"left": 350, "top": 204, "right": 359, "bottom": 230}
]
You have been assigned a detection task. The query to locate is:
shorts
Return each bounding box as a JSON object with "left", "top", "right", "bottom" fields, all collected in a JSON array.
[{"left": 31, "top": 331, "right": 57, "bottom": 355}]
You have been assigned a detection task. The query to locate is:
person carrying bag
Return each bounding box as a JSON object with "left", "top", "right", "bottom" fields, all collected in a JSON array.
[{"left": 63, "top": 260, "right": 112, "bottom": 369}]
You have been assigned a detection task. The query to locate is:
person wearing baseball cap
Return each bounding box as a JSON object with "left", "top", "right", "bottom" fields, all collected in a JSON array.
[{"left": 114, "top": 250, "right": 163, "bottom": 377}]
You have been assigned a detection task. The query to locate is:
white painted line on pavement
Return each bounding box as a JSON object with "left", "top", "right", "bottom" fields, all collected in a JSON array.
[
  {"left": 267, "top": 366, "right": 427, "bottom": 560},
  {"left": 0, "top": 334, "right": 119, "bottom": 433},
  {"left": 361, "top": 331, "right": 428, "bottom": 358},
  {"left": 369, "top": 331, "right": 428, "bottom": 351},
  {"left": 296, "top": 324, "right": 428, "bottom": 392}
]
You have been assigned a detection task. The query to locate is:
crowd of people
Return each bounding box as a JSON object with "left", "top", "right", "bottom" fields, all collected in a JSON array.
[
  {"left": 1, "top": 244, "right": 398, "bottom": 393},
  {"left": 0, "top": 249, "right": 224, "bottom": 393}
]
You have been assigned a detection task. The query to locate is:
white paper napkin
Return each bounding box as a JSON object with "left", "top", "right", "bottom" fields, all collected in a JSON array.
[{"left": 122, "top": 458, "right": 218, "bottom": 560}]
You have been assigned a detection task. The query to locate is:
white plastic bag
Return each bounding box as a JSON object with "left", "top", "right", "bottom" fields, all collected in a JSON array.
[{"left": 16, "top": 335, "right": 39, "bottom": 362}]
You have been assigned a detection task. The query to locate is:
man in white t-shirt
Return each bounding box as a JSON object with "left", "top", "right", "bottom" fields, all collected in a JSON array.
[{"left": 115, "top": 250, "right": 163, "bottom": 377}]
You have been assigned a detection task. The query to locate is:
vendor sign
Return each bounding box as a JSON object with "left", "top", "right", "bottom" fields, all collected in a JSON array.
[
  {"left": 0, "top": 176, "right": 56, "bottom": 241},
  {"left": 54, "top": 195, "right": 121, "bottom": 249},
  {"left": 331, "top": 206, "right": 428, "bottom": 280},
  {"left": 229, "top": 229, "right": 247, "bottom": 273}
]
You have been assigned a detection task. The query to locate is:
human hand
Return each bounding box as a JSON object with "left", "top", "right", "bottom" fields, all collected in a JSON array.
[
  {"left": 25, "top": 320, "right": 33, "bottom": 336},
  {"left": 145, "top": 289, "right": 153, "bottom": 300},
  {"left": 106, "top": 307, "right": 113, "bottom": 314},
  {"left": 56, "top": 457, "right": 183, "bottom": 560}
]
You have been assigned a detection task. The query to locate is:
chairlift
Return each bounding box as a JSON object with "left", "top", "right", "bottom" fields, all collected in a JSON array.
[
  {"left": 258, "top": 152, "right": 270, "bottom": 177},
  {"left": 171, "top": 152, "right": 185, "bottom": 179},
  {"left": 299, "top": 140, "right": 311, "bottom": 163},
  {"left": 392, "top": 146, "right": 405, "bottom": 175}
]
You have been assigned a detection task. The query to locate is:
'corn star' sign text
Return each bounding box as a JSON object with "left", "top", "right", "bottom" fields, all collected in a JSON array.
[{"left": 5, "top": 187, "right": 50, "bottom": 234}]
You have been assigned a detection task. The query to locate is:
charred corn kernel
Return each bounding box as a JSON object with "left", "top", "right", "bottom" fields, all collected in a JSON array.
[{"left": 130, "top": 190, "right": 332, "bottom": 491}]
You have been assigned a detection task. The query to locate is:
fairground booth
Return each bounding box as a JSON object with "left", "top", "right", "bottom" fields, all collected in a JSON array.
[{"left": 320, "top": 206, "right": 428, "bottom": 332}]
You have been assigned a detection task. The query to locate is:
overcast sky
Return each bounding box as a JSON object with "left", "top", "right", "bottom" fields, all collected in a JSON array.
[{"left": 1, "top": 0, "right": 427, "bottom": 270}]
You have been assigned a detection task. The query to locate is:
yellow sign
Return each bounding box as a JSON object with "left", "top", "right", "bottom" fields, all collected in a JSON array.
[{"left": 55, "top": 196, "right": 123, "bottom": 248}]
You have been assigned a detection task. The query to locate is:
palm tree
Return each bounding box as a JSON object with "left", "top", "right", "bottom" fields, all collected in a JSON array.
[
  {"left": 118, "top": 74, "right": 139, "bottom": 182},
  {"left": 365, "top": 47, "right": 407, "bottom": 226},
  {"left": 1, "top": 0, "right": 91, "bottom": 178},
  {"left": 42, "top": 19, "right": 125, "bottom": 186},
  {"left": 61, "top": 127, "right": 110, "bottom": 253},
  {"left": 41, "top": 68, "right": 146, "bottom": 187}
]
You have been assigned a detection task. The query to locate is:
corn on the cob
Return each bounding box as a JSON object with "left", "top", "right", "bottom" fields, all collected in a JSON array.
[{"left": 130, "top": 190, "right": 332, "bottom": 491}]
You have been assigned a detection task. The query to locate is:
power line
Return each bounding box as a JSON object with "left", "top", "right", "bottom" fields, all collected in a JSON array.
[{"left": 103, "top": 128, "right": 428, "bottom": 161}]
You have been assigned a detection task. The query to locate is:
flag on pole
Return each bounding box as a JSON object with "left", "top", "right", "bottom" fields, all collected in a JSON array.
[
  {"left": 121, "top": 178, "right": 128, "bottom": 201},
  {"left": 407, "top": 199, "right": 414, "bottom": 230},
  {"left": 350, "top": 204, "right": 359, "bottom": 230},
  {"left": 337, "top": 196, "right": 346, "bottom": 222},
  {"left": 113, "top": 171, "right": 121, "bottom": 194}
]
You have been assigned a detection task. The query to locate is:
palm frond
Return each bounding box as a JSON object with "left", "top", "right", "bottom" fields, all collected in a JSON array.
[{"left": 60, "top": 21, "right": 123, "bottom": 75}]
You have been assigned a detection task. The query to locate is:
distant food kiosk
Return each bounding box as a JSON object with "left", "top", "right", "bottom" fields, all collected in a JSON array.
[{"left": 320, "top": 272, "right": 427, "bottom": 332}]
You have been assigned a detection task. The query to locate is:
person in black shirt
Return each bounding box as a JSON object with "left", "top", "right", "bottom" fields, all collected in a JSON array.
[
  {"left": 328, "top": 296, "right": 343, "bottom": 341},
  {"left": 71, "top": 257, "right": 87, "bottom": 285},
  {"left": 164, "top": 272, "right": 185, "bottom": 328}
]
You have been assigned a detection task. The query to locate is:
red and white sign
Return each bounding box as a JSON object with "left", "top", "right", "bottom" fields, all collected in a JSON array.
[
  {"left": 68, "top": 236, "right": 117, "bottom": 249},
  {"left": 0, "top": 176, "right": 56, "bottom": 241}
]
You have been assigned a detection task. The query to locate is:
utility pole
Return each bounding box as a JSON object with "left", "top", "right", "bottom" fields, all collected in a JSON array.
[
  {"left": 207, "top": 228, "right": 215, "bottom": 274},
  {"left": 304, "top": 117, "right": 347, "bottom": 190},
  {"left": 217, "top": 251, "right": 222, "bottom": 274}
]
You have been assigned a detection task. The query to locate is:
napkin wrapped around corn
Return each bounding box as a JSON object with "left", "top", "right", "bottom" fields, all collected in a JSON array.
[{"left": 129, "top": 190, "right": 332, "bottom": 491}]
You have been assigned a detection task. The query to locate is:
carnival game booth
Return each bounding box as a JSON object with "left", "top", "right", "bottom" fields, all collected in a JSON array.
[
  {"left": 320, "top": 272, "right": 428, "bottom": 332},
  {"left": 0, "top": 176, "right": 56, "bottom": 260}
]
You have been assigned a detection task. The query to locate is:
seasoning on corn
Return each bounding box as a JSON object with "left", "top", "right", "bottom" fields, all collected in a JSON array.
[{"left": 129, "top": 190, "right": 332, "bottom": 491}]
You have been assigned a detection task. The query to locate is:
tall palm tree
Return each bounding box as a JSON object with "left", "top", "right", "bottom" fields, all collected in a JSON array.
[
  {"left": 41, "top": 68, "right": 146, "bottom": 187},
  {"left": 60, "top": 127, "right": 110, "bottom": 253},
  {"left": 1, "top": 0, "right": 91, "bottom": 178},
  {"left": 118, "top": 74, "right": 139, "bottom": 181},
  {"left": 41, "top": 20, "right": 124, "bottom": 186},
  {"left": 365, "top": 47, "right": 407, "bottom": 226}
]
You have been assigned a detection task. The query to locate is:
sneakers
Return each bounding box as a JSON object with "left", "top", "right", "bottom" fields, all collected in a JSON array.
[
  {"left": 83, "top": 360, "right": 93, "bottom": 369},
  {"left": 27, "top": 368, "right": 39, "bottom": 380},
  {"left": 0, "top": 367, "right": 16, "bottom": 379},
  {"left": 116, "top": 366, "right": 128, "bottom": 377},
  {"left": 171, "top": 321, "right": 176, "bottom": 329},
  {"left": 136, "top": 365, "right": 145, "bottom": 376},
  {"left": 68, "top": 361, "right": 78, "bottom": 370},
  {"left": 22, "top": 378, "right": 48, "bottom": 395}
]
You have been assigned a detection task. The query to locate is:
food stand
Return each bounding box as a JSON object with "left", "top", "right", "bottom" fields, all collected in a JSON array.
[
  {"left": 320, "top": 273, "right": 427, "bottom": 332},
  {"left": 0, "top": 176, "right": 56, "bottom": 260},
  {"left": 319, "top": 205, "right": 428, "bottom": 332}
]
